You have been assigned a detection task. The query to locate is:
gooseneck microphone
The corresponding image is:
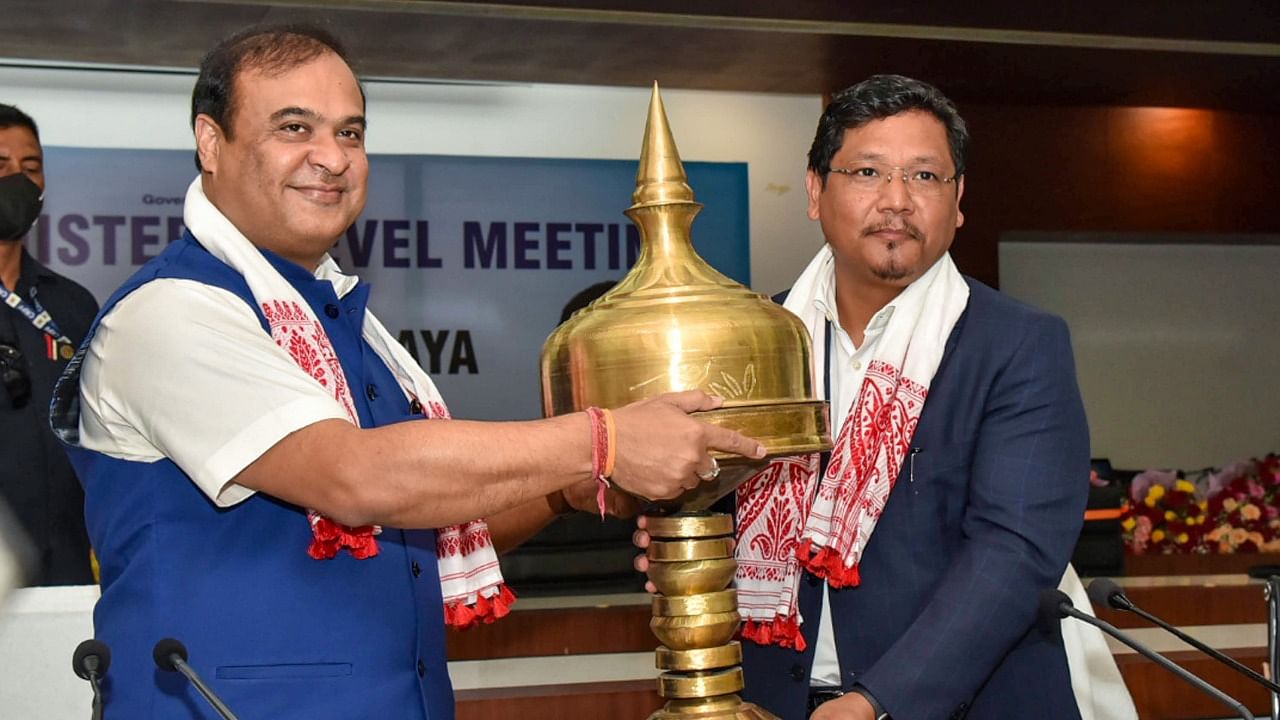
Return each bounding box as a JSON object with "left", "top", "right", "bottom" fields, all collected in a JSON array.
[
  {"left": 72, "top": 639, "right": 110, "bottom": 720},
  {"left": 1087, "top": 578, "right": 1280, "bottom": 694},
  {"left": 152, "top": 638, "right": 240, "bottom": 720},
  {"left": 1039, "top": 588, "right": 1255, "bottom": 720}
]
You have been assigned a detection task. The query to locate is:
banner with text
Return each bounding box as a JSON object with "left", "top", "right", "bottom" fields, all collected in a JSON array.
[{"left": 28, "top": 147, "right": 750, "bottom": 420}]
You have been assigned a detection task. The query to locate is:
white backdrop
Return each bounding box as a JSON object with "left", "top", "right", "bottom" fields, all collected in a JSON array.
[{"left": 1000, "top": 236, "right": 1280, "bottom": 471}]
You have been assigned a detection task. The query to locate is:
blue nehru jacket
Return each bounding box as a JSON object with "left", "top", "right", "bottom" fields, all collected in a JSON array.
[{"left": 53, "top": 234, "right": 454, "bottom": 719}]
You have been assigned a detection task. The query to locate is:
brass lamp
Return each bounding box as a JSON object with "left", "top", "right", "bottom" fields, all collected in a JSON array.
[{"left": 540, "top": 84, "right": 831, "bottom": 719}]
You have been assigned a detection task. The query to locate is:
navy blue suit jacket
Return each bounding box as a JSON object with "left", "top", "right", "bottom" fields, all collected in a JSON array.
[{"left": 741, "top": 278, "right": 1089, "bottom": 720}]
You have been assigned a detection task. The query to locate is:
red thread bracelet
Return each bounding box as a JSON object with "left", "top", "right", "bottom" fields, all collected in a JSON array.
[{"left": 585, "top": 407, "right": 612, "bottom": 519}]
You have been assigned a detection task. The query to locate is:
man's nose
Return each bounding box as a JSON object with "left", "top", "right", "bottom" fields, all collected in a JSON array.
[
  {"left": 308, "top": 133, "right": 352, "bottom": 177},
  {"left": 875, "top": 173, "right": 914, "bottom": 212}
]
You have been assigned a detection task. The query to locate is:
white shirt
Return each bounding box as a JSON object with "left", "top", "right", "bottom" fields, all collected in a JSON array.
[
  {"left": 77, "top": 276, "right": 355, "bottom": 507},
  {"left": 809, "top": 269, "right": 894, "bottom": 688}
]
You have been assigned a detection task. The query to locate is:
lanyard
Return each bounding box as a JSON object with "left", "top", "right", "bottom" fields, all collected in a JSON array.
[
  {"left": 0, "top": 281, "right": 74, "bottom": 359},
  {"left": 824, "top": 319, "right": 832, "bottom": 399},
  {"left": 820, "top": 320, "right": 833, "bottom": 475}
]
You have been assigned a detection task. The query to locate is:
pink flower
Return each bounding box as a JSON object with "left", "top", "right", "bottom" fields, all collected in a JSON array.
[{"left": 1130, "top": 515, "right": 1153, "bottom": 553}]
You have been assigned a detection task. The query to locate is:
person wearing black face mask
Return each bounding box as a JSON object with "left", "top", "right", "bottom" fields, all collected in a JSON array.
[{"left": 0, "top": 103, "right": 98, "bottom": 586}]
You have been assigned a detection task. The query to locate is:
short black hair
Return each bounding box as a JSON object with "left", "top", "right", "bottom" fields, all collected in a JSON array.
[
  {"left": 0, "top": 103, "right": 40, "bottom": 142},
  {"left": 807, "top": 74, "right": 968, "bottom": 184},
  {"left": 190, "top": 24, "right": 363, "bottom": 171}
]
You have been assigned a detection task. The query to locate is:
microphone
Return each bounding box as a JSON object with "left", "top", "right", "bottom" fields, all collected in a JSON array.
[
  {"left": 1088, "top": 578, "right": 1280, "bottom": 694},
  {"left": 1039, "top": 588, "right": 1255, "bottom": 720},
  {"left": 152, "top": 638, "right": 240, "bottom": 720},
  {"left": 72, "top": 639, "right": 110, "bottom": 720}
]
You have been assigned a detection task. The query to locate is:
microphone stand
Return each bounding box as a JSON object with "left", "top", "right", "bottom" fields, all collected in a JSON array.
[
  {"left": 167, "top": 653, "right": 240, "bottom": 720},
  {"left": 1265, "top": 576, "right": 1280, "bottom": 720},
  {"left": 1052, "top": 595, "right": 1254, "bottom": 720},
  {"left": 72, "top": 639, "right": 110, "bottom": 720},
  {"left": 153, "top": 639, "right": 240, "bottom": 720},
  {"left": 90, "top": 672, "right": 104, "bottom": 720},
  {"left": 1116, "top": 597, "right": 1280, "bottom": 695}
]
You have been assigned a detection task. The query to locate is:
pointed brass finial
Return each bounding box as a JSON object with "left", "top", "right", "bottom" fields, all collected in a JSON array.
[
  {"left": 541, "top": 85, "right": 830, "bottom": 720},
  {"left": 631, "top": 82, "right": 697, "bottom": 208}
]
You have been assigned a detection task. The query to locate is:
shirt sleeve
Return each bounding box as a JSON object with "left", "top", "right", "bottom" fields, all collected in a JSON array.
[{"left": 78, "top": 278, "right": 353, "bottom": 506}]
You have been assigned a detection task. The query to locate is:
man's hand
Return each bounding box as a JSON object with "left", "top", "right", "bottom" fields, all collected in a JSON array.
[
  {"left": 632, "top": 515, "right": 735, "bottom": 593},
  {"left": 609, "top": 390, "right": 765, "bottom": 501},
  {"left": 632, "top": 515, "right": 657, "bottom": 593},
  {"left": 560, "top": 478, "right": 641, "bottom": 518},
  {"left": 810, "top": 692, "right": 877, "bottom": 720}
]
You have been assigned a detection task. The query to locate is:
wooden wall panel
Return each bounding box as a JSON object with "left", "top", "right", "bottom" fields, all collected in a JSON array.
[
  {"left": 1124, "top": 552, "right": 1280, "bottom": 578},
  {"left": 452, "top": 651, "right": 1279, "bottom": 720},
  {"left": 457, "top": 681, "right": 662, "bottom": 720},
  {"left": 1095, "top": 584, "right": 1268, "bottom": 628},
  {"left": 448, "top": 605, "right": 653, "bottom": 660},
  {"left": 1116, "top": 648, "right": 1272, "bottom": 720},
  {"left": 942, "top": 104, "right": 1280, "bottom": 288}
]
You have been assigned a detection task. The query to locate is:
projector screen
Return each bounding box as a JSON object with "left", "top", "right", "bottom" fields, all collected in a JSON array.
[{"left": 999, "top": 235, "right": 1280, "bottom": 473}]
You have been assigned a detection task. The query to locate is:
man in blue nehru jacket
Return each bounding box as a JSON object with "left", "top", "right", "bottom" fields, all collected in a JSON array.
[{"left": 51, "top": 24, "right": 764, "bottom": 720}]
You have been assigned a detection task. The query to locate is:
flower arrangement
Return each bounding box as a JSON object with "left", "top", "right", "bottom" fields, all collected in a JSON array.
[{"left": 1120, "top": 453, "right": 1280, "bottom": 555}]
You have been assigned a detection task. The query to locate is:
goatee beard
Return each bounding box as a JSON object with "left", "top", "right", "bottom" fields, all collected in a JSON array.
[
  {"left": 862, "top": 221, "right": 923, "bottom": 282},
  {"left": 871, "top": 262, "right": 912, "bottom": 282}
]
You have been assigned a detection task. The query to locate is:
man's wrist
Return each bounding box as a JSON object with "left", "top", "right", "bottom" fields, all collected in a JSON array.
[
  {"left": 851, "top": 685, "right": 889, "bottom": 720},
  {"left": 545, "top": 489, "right": 572, "bottom": 517}
]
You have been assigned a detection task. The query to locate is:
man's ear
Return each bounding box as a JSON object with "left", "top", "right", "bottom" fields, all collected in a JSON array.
[
  {"left": 804, "top": 169, "right": 823, "bottom": 221},
  {"left": 954, "top": 174, "right": 966, "bottom": 229},
  {"left": 193, "top": 114, "right": 224, "bottom": 174}
]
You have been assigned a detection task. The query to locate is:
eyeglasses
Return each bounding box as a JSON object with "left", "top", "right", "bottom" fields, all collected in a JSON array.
[
  {"left": 0, "top": 344, "right": 31, "bottom": 410},
  {"left": 829, "top": 162, "right": 959, "bottom": 197}
]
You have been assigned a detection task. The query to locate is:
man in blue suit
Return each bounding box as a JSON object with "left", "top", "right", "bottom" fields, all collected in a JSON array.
[{"left": 730, "top": 75, "right": 1090, "bottom": 719}]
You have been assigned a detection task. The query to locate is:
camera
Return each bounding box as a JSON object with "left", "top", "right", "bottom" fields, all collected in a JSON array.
[{"left": 0, "top": 343, "right": 31, "bottom": 409}]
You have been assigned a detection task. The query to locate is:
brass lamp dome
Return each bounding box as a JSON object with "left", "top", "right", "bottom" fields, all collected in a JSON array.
[{"left": 539, "top": 84, "right": 830, "bottom": 510}]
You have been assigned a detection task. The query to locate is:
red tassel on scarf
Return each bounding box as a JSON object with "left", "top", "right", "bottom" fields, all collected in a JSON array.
[
  {"left": 741, "top": 616, "right": 808, "bottom": 651},
  {"left": 444, "top": 584, "right": 516, "bottom": 631},
  {"left": 797, "top": 538, "right": 861, "bottom": 588},
  {"left": 307, "top": 516, "right": 380, "bottom": 560}
]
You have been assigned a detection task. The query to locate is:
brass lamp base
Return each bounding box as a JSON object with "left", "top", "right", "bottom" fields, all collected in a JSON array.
[
  {"left": 645, "top": 514, "right": 779, "bottom": 720},
  {"left": 648, "top": 696, "right": 777, "bottom": 720}
]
